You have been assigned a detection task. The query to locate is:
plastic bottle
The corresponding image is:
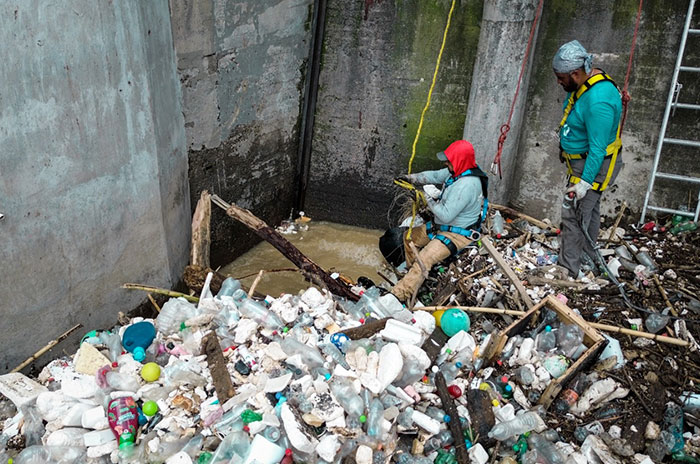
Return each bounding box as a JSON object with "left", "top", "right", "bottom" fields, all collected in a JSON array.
[
  {"left": 105, "top": 371, "right": 141, "bottom": 392},
  {"left": 320, "top": 341, "right": 351, "bottom": 370},
  {"left": 357, "top": 287, "right": 390, "bottom": 318},
  {"left": 107, "top": 397, "right": 139, "bottom": 456},
  {"left": 235, "top": 294, "right": 283, "bottom": 331},
  {"left": 330, "top": 377, "right": 364, "bottom": 417},
  {"left": 155, "top": 298, "right": 198, "bottom": 335},
  {"left": 536, "top": 325, "right": 556, "bottom": 352},
  {"left": 366, "top": 398, "right": 384, "bottom": 437},
  {"left": 670, "top": 221, "right": 697, "bottom": 235},
  {"left": 121, "top": 321, "right": 156, "bottom": 362},
  {"left": 526, "top": 433, "right": 565, "bottom": 464},
  {"left": 279, "top": 337, "right": 325, "bottom": 368},
  {"left": 263, "top": 426, "right": 281, "bottom": 442},
  {"left": 217, "top": 277, "right": 242, "bottom": 297},
  {"left": 645, "top": 312, "right": 670, "bottom": 334},
  {"left": 423, "top": 429, "right": 455, "bottom": 452},
  {"left": 492, "top": 210, "right": 505, "bottom": 238},
  {"left": 208, "top": 430, "right": 251, "bottom": 463},
  {"left": 487, "top": 411, "right": 543, "bottom": 440},
  {"left": 515, "top": 365, "right": 535, "bottom": 386},
  {"left": 556, "top": 323, "right": 584, "bottom": 358},
  {"left": 553, "top": 373, "right": 589, "bottom": 413}
]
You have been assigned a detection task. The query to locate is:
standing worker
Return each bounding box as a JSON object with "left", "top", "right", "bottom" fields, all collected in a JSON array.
[
  {"left": 391, "top": 140, "right": 488, "bottom": 302},
  {"left": 553, "top": 40, "right": 623, "bottom": 278}
]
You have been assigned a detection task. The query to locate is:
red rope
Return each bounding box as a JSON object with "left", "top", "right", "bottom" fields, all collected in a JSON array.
[
  {"left": 620, "top": 0, "right": 643, "bottom": 135},
  {"left": 491, "top": 0, "right": 544, "bottom": 179}
]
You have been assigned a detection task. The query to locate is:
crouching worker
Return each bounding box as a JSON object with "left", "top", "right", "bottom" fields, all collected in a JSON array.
[{"left": 391, "top": 139, "right": 488, "bottom": 302}]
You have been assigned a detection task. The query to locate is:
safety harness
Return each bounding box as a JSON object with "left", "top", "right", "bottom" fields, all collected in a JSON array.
[
  {"left": 426, "top": 167, "right": 488, "bottom": 256},
  {"left": 559, "top": 72, "right": 622, "bottom": 192}
]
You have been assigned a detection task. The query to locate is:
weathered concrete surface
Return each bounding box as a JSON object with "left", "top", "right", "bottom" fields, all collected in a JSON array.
[
  {"left": 171, "top": 0, "right": 315, "bottom": 266},
  {"left": 463, "top": 0, "right": 540, "bottom": 204},
  {"left": 510, "top": 0, "right": 700, "bottom": 223},
  {"left": 0, "top": 1, "right": 190, "bottom": 372},
  {"left": 306, "top": 0, "right": 483, "bottom": 228}
]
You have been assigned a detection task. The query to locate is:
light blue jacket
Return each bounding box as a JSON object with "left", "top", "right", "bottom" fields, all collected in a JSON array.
[{"left": 411, "top": 168, "right": 483, "bottom": 229}]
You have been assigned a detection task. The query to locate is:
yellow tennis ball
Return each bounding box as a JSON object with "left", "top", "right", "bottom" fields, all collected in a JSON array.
[
  {"left": 140, "top": 362, "right": 161, "bottom": 382},
  {"left": 433, "top": 310, "right": 445, "bottom": 327}
]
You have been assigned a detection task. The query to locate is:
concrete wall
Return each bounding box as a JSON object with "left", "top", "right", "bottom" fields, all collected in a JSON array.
[
  {"left": 0, "top": 1, "right": 190, "bottom": 372},
  {"left": 306, "top": 0, "right": 483, "bottom": 229},
  {"left": 171, "top": 0, "right": 315, "bottom": 267},
  {"left": 509, "top": 0, "right": 700, "bottom": 222}
]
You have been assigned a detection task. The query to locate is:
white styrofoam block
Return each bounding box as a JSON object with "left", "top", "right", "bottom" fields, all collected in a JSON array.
[
  {"left": 0, "top": 373, "right": 48, "bottom": 408},
  {"left": 83, "top": 428, "right": 117, "bottom": 447}
]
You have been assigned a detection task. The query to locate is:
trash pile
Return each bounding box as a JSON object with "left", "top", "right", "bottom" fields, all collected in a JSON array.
[{"left": 1, "top": 208, "right": 699, "bottom": 464}]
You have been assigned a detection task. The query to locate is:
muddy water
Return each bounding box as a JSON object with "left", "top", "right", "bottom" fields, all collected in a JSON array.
[{"left": 220, "top": 221, "right": 387, "bottom": 296}]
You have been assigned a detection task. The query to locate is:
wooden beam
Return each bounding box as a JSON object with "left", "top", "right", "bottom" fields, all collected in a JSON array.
[
  {"left": 480, "top": 236, "right": 535, "bottom": 309},
  {"left": 201, "top": 332, "right": 235, "bottom": 403},
  {"left": 191, "top": 190, "right": 211, "bottom": 269}
]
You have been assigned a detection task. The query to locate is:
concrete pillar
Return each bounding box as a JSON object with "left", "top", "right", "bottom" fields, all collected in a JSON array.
[{"left": 463, "top": 0, "right": 541, "bottom": 203}]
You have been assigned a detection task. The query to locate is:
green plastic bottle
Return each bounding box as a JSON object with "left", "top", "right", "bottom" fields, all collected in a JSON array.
[{"left": 670, "top": 221, "right": 697, "bottom": 235}]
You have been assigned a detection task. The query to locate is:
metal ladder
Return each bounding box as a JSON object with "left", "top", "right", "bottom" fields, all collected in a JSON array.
[{"left": 641, "top": 0, "right": 700, "bottom": 223}]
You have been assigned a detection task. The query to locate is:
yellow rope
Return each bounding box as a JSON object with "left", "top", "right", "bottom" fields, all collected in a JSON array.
[{"left": 403, "top": 0, "right": 456, "bottom": 240}]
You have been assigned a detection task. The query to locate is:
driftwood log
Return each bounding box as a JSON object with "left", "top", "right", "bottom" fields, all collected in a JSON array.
[
  {"left": 211, "top": 194, "right": 359, "bottom": 301},
  {"left": 183, "top": 264, "right": 226, "bottom": 295},
  {"left": 435, "top": 372, "right": 470, "bottom": 464},
  {"left": 201, "top": 331, "right": 235, "bottom": 403},
  {"left": 341, "top": 318, "right": 389, "bottom": 340},
  {"left": 191, "top": 190, "right": 211, "bottom": 269}
]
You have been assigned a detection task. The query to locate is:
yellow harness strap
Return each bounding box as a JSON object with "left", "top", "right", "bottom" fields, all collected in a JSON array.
[{"left": 559, "top": 72, "right": 622, "bottom": 192}]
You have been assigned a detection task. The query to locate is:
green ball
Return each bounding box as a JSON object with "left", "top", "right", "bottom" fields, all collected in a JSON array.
[
  {"left": 141, "top": 362, "right": 161, "bottom": 382},
  {"left": 440, "top": 309, "right": 470, "bottom": 336},
  {"left": 142, "top": 400, "right": 159, "bottom": 416}
]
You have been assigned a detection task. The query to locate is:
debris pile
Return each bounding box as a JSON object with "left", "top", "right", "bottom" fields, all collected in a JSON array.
[{"left": 1, "top": 206, "right": 699, "bottom": 464}]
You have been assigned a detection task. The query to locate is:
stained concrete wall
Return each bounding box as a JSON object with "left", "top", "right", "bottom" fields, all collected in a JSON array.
[
  {"left": 306, "top": 0, "right": 483, "bottom": 228},
  {"left": 170, "top": 0, "right": 315, "bottom": 267},
  {"left": 0, "top": 1, "right": 190, "bottom": 372},
  {"left": 509, "top": 0, "right": 700, "bottom": 222}
]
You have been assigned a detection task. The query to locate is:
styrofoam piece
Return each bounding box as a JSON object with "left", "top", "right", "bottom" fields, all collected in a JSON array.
[
  {"left": 515, "top": 337, "right": 535, "bottom": 364},
  {"left": 45, "top": 427, "right": 88, "bottom": 447},
  {"left": 61, "top": 373, "right": 99, "bottom": 399},
  {"left": 83, "top": 428, "right": 117, "bottom": 447},
  {"left": 410, "top": 310, "right": 436, "bottom": 335},
  {"left": 280, "top": 403, "right": 318, "bottom": 454},
  {"left": 242, "top": 435, "right": 286, "bottom": 464},
  {"left": 86, "top": 440, "right": 118, "bottom": 458},
  {"left": 411, "top": 409, "right": 440, "bottom": 434},
  {"left": 264, "top": 373, "right": 293, "bottom": 393},
  {"left": 0, "top": 373, "right": 48, "bottom": 408},
  {"left": 62, "top": 402, "right": 96, "bottom": 427},
  {"left": 81, "top": 405, "right": 109, "bottom": 430},
  {"left": 316, "top": 434, "right": 341, "bottom": 462},
  {"left": 397, "top": 344, "right": 430, "bottom": 372},
  {"left": 73, "top": 343, "right": 111, "bottom": 376},
  {"left": 301, "top": 287, "right": 326, "bottom": 308},
  {"left": 377, "top": 343, "right": 403, "bottom": 389},
  {"left": 380, "top": 319, "right": 423, "bottom": 345},
  {"left": 469, "top": 443, "right": 489, "bottom": 464},
  {"left": 356, "top": 445, "right": 373, "bottom": 464}
]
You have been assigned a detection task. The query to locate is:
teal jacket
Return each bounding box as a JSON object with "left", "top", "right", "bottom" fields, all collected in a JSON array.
[
  {"left": 560, "top": 79, "right": 622, "bottom": 184},
  {"left": 411, "top": 168, "right": 483, "bottom": 229}
]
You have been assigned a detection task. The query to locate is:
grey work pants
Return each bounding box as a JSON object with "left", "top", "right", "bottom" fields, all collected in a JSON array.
[{"left": 559, "top": 190, "right": 602, "bottom": 277}]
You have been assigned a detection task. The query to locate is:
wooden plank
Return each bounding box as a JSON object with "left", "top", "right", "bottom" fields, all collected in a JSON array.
[
  {"left": 481, "top": 236, "right": 535, "bottom": 309},
  {"left": 435, "top": 373, "right": 470, "bottom": 464},
  {"left": 190, "top": 190, "right": 211, "bottom": 269},
  {"left": 544, "top": 295, "right": 604, "bottom": 345},
  {"left": 201, "top": 331, "right": 235, "bottom": 403}
]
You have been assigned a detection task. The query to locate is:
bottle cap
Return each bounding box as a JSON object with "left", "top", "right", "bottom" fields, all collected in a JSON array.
[
  {"left": 545, "top": 325, "right": 552, "bottom": 332},
  {"left": 133, "top": 347, "right": 146, "bottom": 362}
]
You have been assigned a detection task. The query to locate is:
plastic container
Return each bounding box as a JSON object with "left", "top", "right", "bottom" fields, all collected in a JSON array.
[
  {"left": 556, "top": 323, "right": 583, "bottom": 358},
  {"left": 122, "top": 321, "right": 156, "bottom": 362},
  {"left": 156, "top": 298, "right": 198, "bottom": 335},
  {"left": 526, "top": 433, "right": 565, "bottom": 464},
  {"left": 330, "top": 377, "right": 364, "bottom": 417},
  {"left": 492, "top": 211, "right": 505, "bottom": 238},
  {"left": 235, "top": 293, "right": 284, "bottom": 331},
  {"left": 487, "top": 411, "right": 543, "bottom": 440},
  {"left": 107, "top": 397, "right": 139, "bottom": 455}
]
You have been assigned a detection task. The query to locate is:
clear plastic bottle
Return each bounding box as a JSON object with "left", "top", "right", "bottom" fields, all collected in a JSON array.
[
  {"left": 329, "top": 378, "right": 364, "bottom": 417},
  {"left": 217, "top": 277, "right": 242, "bottom": 297},
  {"left": 263, "top": 426, "right": 281, "bottom": 442},
  {"left": 366, "top": 398, "right": 384, "bottom": 437},
  {"left": 423, "top": 429, "right": 454, "bottom": 452},
  {"left": 556, "top": 323, "right": 583, "bottom": 357},
  {"left": 357, "top": 286, "right": 390, "bottom": 318},
  {"left": 536, "top": 325, "right": 556, "bottom": 352},
  {"left": 487, "top": 411, "right": 543, "bottom": 440},
  {"left": 279, "top": 337, "right": 325, "bottom": 368},
  {"left": 237, "top": 297, "right": 283, "bottom": 331},
  {"left": 526, "top": 433, "right": 565, "bottom": 464},
  {"left": 553, "top": 373, "right": 589, "bottom": 413},
  {"left": 208, "top": 430, "right": 251, "bottom": 463},
  {"left": 320, "top": 342, "right": 350, "bottom": 370},
  {"left": 492, "top": 210, "right": 505, "bottom": 238},
  {"left": 155, "top": 298, "right": 198, "bottom": 335}
]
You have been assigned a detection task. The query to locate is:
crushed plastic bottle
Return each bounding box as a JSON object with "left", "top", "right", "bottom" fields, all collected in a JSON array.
[
  {"left": 492, "top": 210, "right": 505, "bottom": 238},
  {"left": 488, "top": 411, "right": 543, "bottom": 440},
  {"left": 536, "top": 325, "right": 556, "bottom": 352}
]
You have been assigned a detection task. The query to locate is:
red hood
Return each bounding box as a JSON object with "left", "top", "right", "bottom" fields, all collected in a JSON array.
[{"left": 443, "top": 140, "right": 477, "bottom": 176}]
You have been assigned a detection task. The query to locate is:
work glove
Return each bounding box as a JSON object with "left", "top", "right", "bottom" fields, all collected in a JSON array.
[
  {"left": 394, "top": 174, "right": 414, "bottom": 184},
  {"left": 566, "top": 180, "right": 592, "bottom": 201}
]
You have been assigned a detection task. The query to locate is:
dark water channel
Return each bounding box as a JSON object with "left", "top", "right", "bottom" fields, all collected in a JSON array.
[{"left": 220, "top": 221, "right": 386, "bottom": 296}]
